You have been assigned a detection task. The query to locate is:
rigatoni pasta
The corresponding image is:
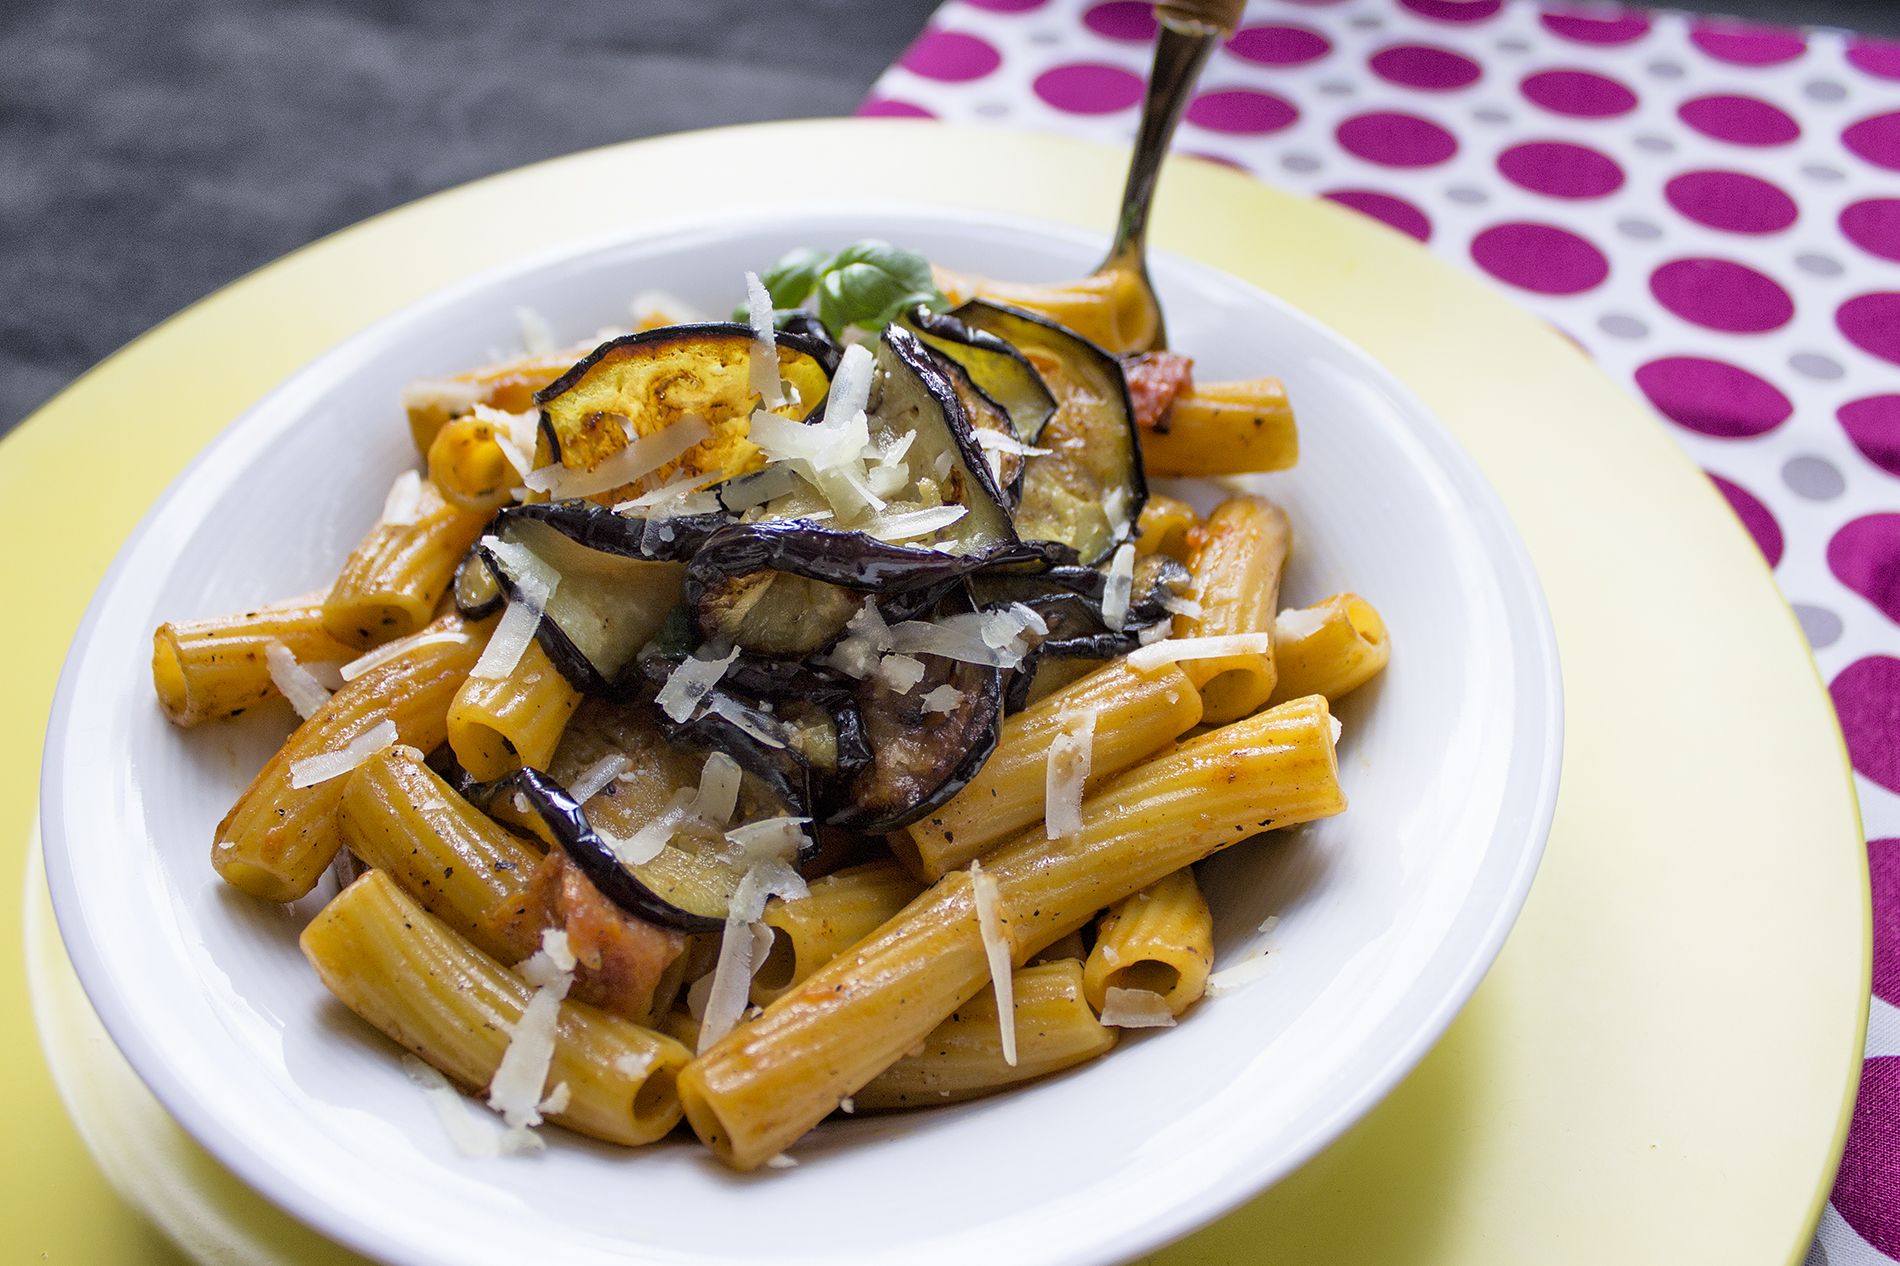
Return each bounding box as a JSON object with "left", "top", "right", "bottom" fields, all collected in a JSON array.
[{"left": 155, "top": 239, "right": 1384, "bottom": 1166}]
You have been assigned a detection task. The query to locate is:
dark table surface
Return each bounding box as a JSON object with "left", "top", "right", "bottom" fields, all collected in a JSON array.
[{"left": 5, "top": 0, "right": 1896, "bottom": 438}]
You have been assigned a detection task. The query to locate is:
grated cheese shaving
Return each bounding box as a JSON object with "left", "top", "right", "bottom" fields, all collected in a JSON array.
[
  {"left": 289, "top": 720, "right": 398, "bottom": 789},
  {"left": 705, "top": 693, "right": 787, "bottom": 747},
  {"left": 515, "top": 305, "right": 557, "bottom": 356},
  {"left": 655, "top": 644, "right": 740, "bottom": 722},
  {"left": 694, "top": 751, "right": 744, "bottom": 826},
  {"left": 524, "top": 414, "right": 712, "bottom": 501},
  {"left": 1205, "top": 951, "right": 1275, "bottom": 996},
  {"left": 1161, "top": 593, "right": 1204, "bottom": 619},
  {"left": 535, "top": 927, "right": 577, "bottom": 973},
  {"left": 538, "top": 1081, "right": 571, "bottom": 1115},
  {"left": 819, "top": 600, "right": 894, "bottom": 679},
  {"left": 468, "top": 598, "right": 543, "bottom": 682},
  {"left": 402, "top": 1055, "right": 500, "bottom": 1158},
  {"left": 380, "top": 470, "right": 424, "bottom": 526},
  {"left": 472, "top": 404, "right": 539, "bottom": 481},
  {"left": 339, "top": 629, "right": 476, "bottom": 683},
  {"left": 839, "top": 1096, "right": 855, "bottom": 1114},
  {"left": 1044, "top": 707, "right": 1097, "bottom": 840},
  {"left": 401, "top": 378, "right": 484, "bottom": 416},
  {"left": 613, "top": 1050, "right": 656, "bottom": 1078},
  {"left": 876, "top": 653, "right": 927, "bottom": 694},
  {"left": 567, "top": 753, "right": 632, "bottom": 804},
  {"left": 719, "top": 463, "right": 800, "bottom": 512},
  {"left": 744, "top": 271, "right": 784, "bottom": 406},
  {"left": 611, "top": 467, "right": 725, "bottom": 515},
  {"left": 764, "top": 1154, "right": 798, "bottom": 1169},
  {"left": 1330, "top": 714, "right": 1342, "bottom": 745},
  {"left": 697, "top": 875, "right": 796, "bottom": 1053},
  {"left": 972, "top": 428, "right": 1051, "bottom": 458},
  {"left": 867, "top": 504, "right": 966, "bottom": 543},
  {"left": 487, "top": 951, "right": 572, "bottom": 1129},
  {"left": 1103, "top": 485, "right": 1132, "bottom": 542},
  {"left": 921, "top": 684, "right": 965, "bottom": 714},
  {"left": 601, "top": 786, "right": 697, "bottom": 865},
  {"left": 1126, "top": 632, "right": 1275, "bottom": 672},
  {"left": 969, "top": 860, "right": 1016, "bottom": 1067},
  {"left": 1100, "top": 543, "right": 1136, "bottom": 632},
  {"left": 724, "top": 818, "right": 812, "bottom": 869},
  {"left": 265, "top": 640, "right": 332, "bottom": 720},
  {"left": 1099, "top": 986, "right": 1177, "bottom": 1029},
  {"left": 1275, "top": 605, "right": 1329, "bottom": 641}
]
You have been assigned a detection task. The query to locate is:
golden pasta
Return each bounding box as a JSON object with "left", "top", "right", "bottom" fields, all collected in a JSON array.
[
  {"left": 323, "top": 480, "right": 488, "bottom": 649},
  {"left": 752, "top": 860, "right": 925, "bottom": 1005},
  {"left": 152, "top": 593, "right": 357, "bottom": 727},
  {"left": 1179, "top": 495, "right": 1292, "bottom": 725},
  {"left": 1269, "top": 592, "right": 1392, "bottom": 706},
  {"left": 301, "top": 870, "right": 689, "bottom": 1147},
  {"left": 446, "top": 637, "right": 584, "bottom": 780},
  {"left": 1083, "top": 867, "right": 1212, "bottom": 1016},
  {"left": 854, "top": 960, "right": 1116, "bottom": 1110},
  {"left": 1140, "top": 378, "right": 1297, "bottom": 477}
]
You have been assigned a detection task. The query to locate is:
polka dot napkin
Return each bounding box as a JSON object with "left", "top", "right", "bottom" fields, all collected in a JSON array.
[{"left": 863, "top": 1, "right": 1900, "bottom": 1259}]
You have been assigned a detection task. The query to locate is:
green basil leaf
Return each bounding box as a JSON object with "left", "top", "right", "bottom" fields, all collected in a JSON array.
[
  {"left": 813, "top": 240, "right": 946, "bottom": 331},
  {"left": 731, "top": 246, "right": 830, "bottom": 319}
]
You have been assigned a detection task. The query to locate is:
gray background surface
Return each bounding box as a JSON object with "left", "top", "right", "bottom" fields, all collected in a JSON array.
[{"left": 4, "top": 0, "right": 1895, "bottom": 437}]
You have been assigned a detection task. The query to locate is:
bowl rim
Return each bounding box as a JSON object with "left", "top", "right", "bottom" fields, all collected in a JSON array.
[{"left": 40, "top": 201, "right": 1562, "bottom": 1266}]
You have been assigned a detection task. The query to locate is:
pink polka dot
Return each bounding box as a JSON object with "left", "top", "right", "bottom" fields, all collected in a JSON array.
[
  {"left": 1830, "top": 515, "right": 1900, "bottom": 625},
  {"left": 1708, "top": 473, "right": 1783, "bottom": 566},
  {"left": 1400, "top": 0, "right": 1501, "bottom": 22},
  {"left": 1497, "top": 141, "right": 1623, "bottom": 198},
  {"left": 1539, "top": 7, "right": 1651, "bottom": 44},
  {"left": 1083, "top": 1, "right": 1155, "bottom": 41},
  {"left": 1688, "top": 20, "right": 1806, "bottom": 66},
  {"left": 858, "top": 98, "right": 936, "bottom": 119},
  {"left": 1186, "top": 89, "right": 1299, "bottom": 135},
  {"left": 1834, "top": 1056, "right": 1900, "bottom": 1254},
  {"left": 1664, "top": 171, "right": 1797, "bottom": 234},
  {"left": 1845, "top": 112, "right": 1900, "bottom": 172},
  {"left": 1842, "top": 199, "right": 1900, "bottom": 263},
  {"left": 1848, "top": 37, "right": 1900, "bottom": 81},
  {"left": 1839, "top": 395, "right": 1900, "bottom": 478},
  {"left": 1679, "top": 94, "right": 1801, "bottom": 145},
  {"left": 1634, "top": 356, "right": 1792, "bottom": 438},
  {"left": 1323, "top": 189, "right": 1432, "bottom": 241},
  {"left": 1650, "top": 259, "right": 1793, "bottom": 333},
  {"left": 1870, "top": 839, "right": 1900, "bottom": 1007},
  {"left": 1034, "top": 63, "right": 1145, "bottom": 114},
  {"left": 1335, "top": 112, "right": 1457, "bottom": 167},
  {"left": 1833, "top": 659, "right": 1900, "bottom": 793},
  {"left": 1521, "top": 68, "right": 1638, "bottom": 118},
  {"left": 1227, "top": 25, "right": 1331, "bottom": 66},
  {"left": 1839, "top": 293, "right": 1900, "bottom": 365},
  {"left": 1470, "top": 222, "right": 1607, "bottom": 294},
  {"left": 900, "top": 29, "right": 1002, "bottom": 82},
  {"left": 1370, "top": 44, "right": 1481, "bottom": 90}
]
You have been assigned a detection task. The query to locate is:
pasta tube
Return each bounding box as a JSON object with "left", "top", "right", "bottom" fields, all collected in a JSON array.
[
  {"left": 1180, "top": 495, "right": 1291, "bottom": 725},
  {"left": 446, "top": 637, "right": 584, "bottom": 780},
  {"left": 1269, "top": 593, "right": 1391, "bottom": 706},
  {"left": 152, "top": 594, "right": 356, "bottom": 727},
  {"left": 898, "top": 661, "right": 1204, "bottom": 880},
  {"left": 427, "top": 415, "right": 518, "bottom": 514},
  {"left": 322, "top": 481, "right": 488, "bottom": 648},
  {"left": 752, "top": 860, "right": 925, "bottom": 1005},
  {"left": 213, "top": 614, "right": 485, "bottom": 902},
  {"left": 1082, "top": 868, "right": 1212, "bottom": 1016},
  {"left": 854, "top": 960, "right": 1116, "bottom": 1111},
  {"left": 680, "top": 695, "right": 1343, "bottom": 1168},
  {"left": 337, "top": 744, "right": 541, "bottom": 963},
  {"left": 301, "top": 871, "right": 689, "bottom": 1147},
  {"left": 404, "top": 351, "right": 577, "bottom": 455},
  {"left": 1134, "top": 494, "right": 1198, "bottom": 562},
  {"left": 934, "top": 265, "right": 1157, "bottom": 355},
  {"left": 1140, "top": 378, "right": 1298, "bottom": 477}
]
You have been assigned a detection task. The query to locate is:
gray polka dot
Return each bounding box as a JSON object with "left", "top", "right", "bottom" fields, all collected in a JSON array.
[
  {"left": 1030, "top": 29, "right": 1061, "bottom": 46},
  {"left": 1795, "top": 604, "right": 1843, "bottom": 651},
  {"left": 1634, "top": 134, "right": 1674, "bottom": 154},
  {"left": 1349, "top": 13, "right": 1382, "bottom": 29},
  {"left": 974, "top": 101, "right": 1010, "bottom": 118},
  {"left": 1805, "top": 80, "right": 1847, "bottom": 103},
  {"left": 1317, "top": 80, "right": 1355, "bottom": 97},
  {"left": 1618, "top": 216, "right": 1662, "bottom": 240},
  {"left": 1804, "top": 163, "right": 1846, "bottom": 183},
  {"left": 1791, "top": 352, "right": 1845, "bottom": 379},
  {"left": 1797, "top": 252, "right": 1844, "bottom": 276},
  {"left": 1281, "top": 152, "right": 1321, "bottom": 174},
  {"left": 1648, "top": 59, "right": 1685, "bottom": 79},
  {"left": 1598, "top": 313, "right": 1648, "bottom": 339},
  {"left": 1496, "top": 37, "right": 1530, "bottom": 53},
  {"left": 1784, "top": 455, "right": 1846, "bottom": 500},
  {"left": 1473, "top": 106, "right": 1511, "bottom": 124},
  {"left": 1446, "top": 185, "right": 1487, "bottom": 205}
]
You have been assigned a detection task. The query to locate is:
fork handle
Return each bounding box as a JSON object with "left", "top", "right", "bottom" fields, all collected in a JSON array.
[{"left": 1155, "top": 0, "right": 1244, "bottom": 35}]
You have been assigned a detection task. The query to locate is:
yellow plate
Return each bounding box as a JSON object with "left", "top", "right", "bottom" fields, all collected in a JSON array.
[{"left": 7, "top": 121, "right": 1866, "bottom": 1265}]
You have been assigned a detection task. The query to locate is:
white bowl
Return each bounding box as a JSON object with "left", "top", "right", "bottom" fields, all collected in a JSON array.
[{"left": 41, "top": 207, "right": 1560, "bottom": 1266}]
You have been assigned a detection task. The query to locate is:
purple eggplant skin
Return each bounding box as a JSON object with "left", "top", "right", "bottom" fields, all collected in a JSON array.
[
  {"left": 634, "top": 656, "right": 818, "bottom": 817},
  {"left": 495, "top": 499, "right": 728, "bottom": 562},
  {"left": 829, "top": 653, "right": 1004, "bottom": 834},
  {"left": 899, "top": 306, "right": 1057, "bottom": 446},
  {"left": 687, "top": 519, "right": 1045, "bottom": 597},
  {"left": 879, "top": 323, "right": 1018, "bottom": 522},
  {"left": 451, "top": 545, "right": 505, "bottom": 620},
  {"left": 718, "top": 655, "right": 875, "bottom": 807},
  {"left": 508, "top": 767, "right": 724, "bottom": 934},
  {"left": 925, "top": 350, "right": 1026, "bottom": 506},
  {"left": 951, "top": 300, "right": 1147, "bottom": 566},
  {"left": 774, "top": 312, "right": 843, "bottom": 375}
]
